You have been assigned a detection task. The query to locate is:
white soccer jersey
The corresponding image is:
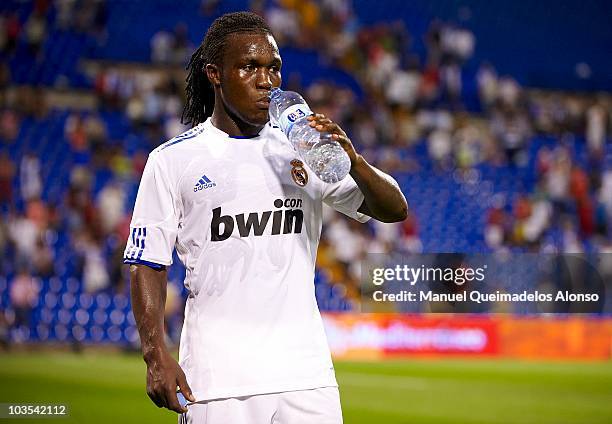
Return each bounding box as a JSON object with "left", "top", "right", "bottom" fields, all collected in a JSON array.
[{"left": 124, "top": 118, "right": 370, "bottom": 401}]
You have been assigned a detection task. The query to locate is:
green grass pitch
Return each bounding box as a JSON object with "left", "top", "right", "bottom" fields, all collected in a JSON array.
[{"left": 0, "top": 351, "right": 610, "bottom": 423}]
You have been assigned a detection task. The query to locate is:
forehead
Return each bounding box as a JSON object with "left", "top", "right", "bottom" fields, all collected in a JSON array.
[{"left": 222, "top": 32, "right": 280, "bottom": 63}]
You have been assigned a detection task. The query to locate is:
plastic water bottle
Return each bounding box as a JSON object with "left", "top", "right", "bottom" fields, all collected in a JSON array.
[{"left": 269, "top": 87, "right": 351, "bottom": 183}]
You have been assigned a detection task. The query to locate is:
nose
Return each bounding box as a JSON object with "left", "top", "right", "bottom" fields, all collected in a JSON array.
[{"left": 256, "top": 68, "right": 272, "bottom": 90}]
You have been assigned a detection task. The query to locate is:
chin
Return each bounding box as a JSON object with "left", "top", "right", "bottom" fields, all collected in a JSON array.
[{"left": 245, "top": 111, "right": 270, "bottom": 127}]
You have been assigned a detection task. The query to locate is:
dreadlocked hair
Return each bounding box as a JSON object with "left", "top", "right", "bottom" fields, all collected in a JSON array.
[{"left": 181, "top": 11, "right": 273, "bottom": 127}]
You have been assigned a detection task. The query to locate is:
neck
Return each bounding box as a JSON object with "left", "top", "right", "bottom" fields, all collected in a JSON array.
[{"left": 211, "top": 98, "right": 264, "bottom": 137}]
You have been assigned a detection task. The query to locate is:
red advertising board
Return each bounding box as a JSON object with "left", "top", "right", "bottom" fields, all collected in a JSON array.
[
  {"left": 322, "top": 314, "right": 499, "bottom": 359},
  {"left": 322, "top": 314, "right": 611, "bottom": 360}
]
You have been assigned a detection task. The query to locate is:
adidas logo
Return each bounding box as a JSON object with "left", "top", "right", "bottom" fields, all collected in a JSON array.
[{"left": 194, "top": 174, "right": 216, "bottom": 192}]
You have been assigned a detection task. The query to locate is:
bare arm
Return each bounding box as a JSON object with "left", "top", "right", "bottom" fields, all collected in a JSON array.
[
  {"left": 130, "top": 264, "right": 195, "bottom": 413},
  {"left": 307, "top": 114, "right": 408, "bottom": 222},
  {"left": 351, "top": 155, "right": 408, "bottom": 222}
]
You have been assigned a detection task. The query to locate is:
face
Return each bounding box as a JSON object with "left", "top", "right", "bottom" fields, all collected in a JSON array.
[{"left": 211, "top": 32, "right": 282, "bottom": 127}]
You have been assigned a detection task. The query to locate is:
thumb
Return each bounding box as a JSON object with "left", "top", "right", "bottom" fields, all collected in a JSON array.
[{"left": 177, "top": 371, "right": 195, "bottom": 403}]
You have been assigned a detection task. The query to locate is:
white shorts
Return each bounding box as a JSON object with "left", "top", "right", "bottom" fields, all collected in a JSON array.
[{"left": 179, "top": 387, "right": 343, "bottom": 424}]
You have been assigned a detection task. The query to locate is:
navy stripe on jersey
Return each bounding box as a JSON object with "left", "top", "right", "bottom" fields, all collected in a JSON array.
[
  {"left": 127, "top": 227, "right": 137, "bottom": 259},
  {"left": 160, "top": 124, "right": 206, "bottom": 150},
  {"left": 123, "top": 258, "right": 165, "bottom": 270},
  {"left": 137, "top": 227, "right": 146, "bottom": 259},
  {"left": 229, "top": 134, "right": 259, "bottom": 139},
  {"left": 125, "top": 227, "right": 147, "bottom": 260}
]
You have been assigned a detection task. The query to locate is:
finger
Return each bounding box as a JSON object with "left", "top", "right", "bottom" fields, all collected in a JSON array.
[
  {"left": 328, "top": 123, "right": 347, "bottom": 137},
  {"left": 314, "top": 122, "right": 345, "bottom": 136},
  {"left": 177, "top": 372, "right": 195, "bottom": 403},
  {"left": 310, "top": 118, "right": 332, "bottom": 126},
  {"left": 147, "top": 388, "right": 164, "bottom": 408},
  {"left": 332, "top": 133, "right": 352, "bottom": 146},
  {"left": 165, "top": 386, "right": 187, "bottom": 414},
  {"left": 310, "top": 121, "right": 333, "bottom": 131},
  {"left": 155, "top": 381, "right": 176, "bottom": 411},
  {"left": 307, "top": 113, "right": 326, "bottom": 120}
]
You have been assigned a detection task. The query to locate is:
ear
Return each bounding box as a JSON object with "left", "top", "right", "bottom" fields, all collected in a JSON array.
[{"left": 205, "top": 63, "right": 221, "bottom": 87}]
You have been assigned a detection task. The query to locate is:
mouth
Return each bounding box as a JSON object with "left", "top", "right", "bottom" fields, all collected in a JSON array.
[{"left": 255, "top": 98, "right": 270, "bottom": 109}]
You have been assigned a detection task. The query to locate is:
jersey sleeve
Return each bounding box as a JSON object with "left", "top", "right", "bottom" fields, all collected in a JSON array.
[
  {"left": 123, "top": 152, "right": 179, "bottom": 268},
  {"left": 321, "top": 174, "right": 371, "bottom": 223}
]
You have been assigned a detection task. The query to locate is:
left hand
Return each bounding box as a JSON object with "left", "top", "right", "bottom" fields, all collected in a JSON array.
[{"left": 307, "top": 114, "right": 359, "bottom": 166}]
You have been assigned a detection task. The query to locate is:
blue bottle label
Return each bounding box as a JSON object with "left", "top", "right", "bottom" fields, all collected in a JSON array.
[{"left": 279, "top": 104, "right": 313, "bottom": 135}]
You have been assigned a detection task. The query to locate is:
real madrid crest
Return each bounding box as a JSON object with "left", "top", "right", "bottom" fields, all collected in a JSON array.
[{"left": 290, "top": 159, "right": 308, "bottom": 187}]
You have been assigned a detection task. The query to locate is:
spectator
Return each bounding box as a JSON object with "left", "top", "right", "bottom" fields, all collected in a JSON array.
[
  {"left": 24, "top": 10, "right": 47, "bottom": 57},
  {"left": 84, "top": 114, "right": 108, "bottom": 150},
  {"left": 0, "top": 217, "right": 8, "bottom": 273},
  {"left": 92, "top": 0, "right": 109, "bottom": 39},
  {"left": 8, "top": 211, "right": 39, "bottom": 266},
  {"left": 561, "top": 219, "right": 583, "bottom": 253},
  {"left": 265, "top": 3, "right": 300, "bottom": 47},
  {"left": 200, "top": 0, "right": 220, "bottom": 16},
  {"left": 522, "top": 198, "right": 552, "bottom": 244},
  {"left": 97, "top": 181, "right": 126, "bottom": 235},
  {"left": 32, "top": 238, "right": 55, "bottom": 278},
  {"left": 586, "top": 102, "right": 607, "bottom": 159},
  {"left": 0, "top": 109, "right": 21, "bottom": 145},
  {"left": 485, "top": 195, "right": 507, "bottom": 249},
  {"left": 0, "top": 61, "right": 11, "bottom": 102},
  {"left": 385, "top": 62, "right": 422, "bottom": 108},
  {"left": 150, "top": 29, "right": 173, "bottom": 63},
  {"left": 545, "top": 147, "right": 572, "bottom": 217},
  {"left": 0, "top": 15, "right": 7, "bottom": 53},
  {"left": 65, "top": 113, "right": 88, "bottom": 152},
  {"left": 55, "top": 0, "right": 77, "bottom": 31},
  {"left": 0, "top": 309, "right": 8, "bottom": 349},
  {"left": 75, "top": 231, "right": 109, "bottom": 292},
  {"left": 440, "top": 63, "right": 462, "bottom": 108},
  {"left": 477, "top": 62, "right": 498, "bottom": 109},
  {"left": 171, "top": 23, "right": 191, "bottom": 64},
  {"left": 3, "top": 13, "right": 21, "bottom": 55},
  {"left": 440, "top": 24, "right": 474, "bottom": 64},
  {"left": 19, "top": 152, "right": 42, "bottom": 201},
  {"left": 599, "top": 171, "right": 612, "bottom": 223},
  {"left": 491, "top": 109, "right": 531, "bottom": 166},
  {"left": 0, "top": 152, "right": 15, "bottom": 207},
  {"left": 400, "top": 211, "right": 421, "bottom": 253},
  {"left": 325, "top": 214, "right": 367, "bottom": 270},
  {"left": 427, "top": 128, "right": 452, "bottom": 170},
  {"left": 454, "top": 121, "right": 483, "bottom": 169},
  {"left": 497, "top": 77, "right": 521, "bottom": 108},
  {"left": 9, "top": 269, "right": 40, "bottom": 331}
]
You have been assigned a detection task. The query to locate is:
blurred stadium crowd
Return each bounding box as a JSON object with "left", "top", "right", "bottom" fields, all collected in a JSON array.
[{"left": 0, "top": 0, "right": 610, "bottom": 346}]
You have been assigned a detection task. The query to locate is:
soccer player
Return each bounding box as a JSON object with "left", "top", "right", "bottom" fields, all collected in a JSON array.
[{"left": 124, "top": 11, "right": 407, "bottom": 424}]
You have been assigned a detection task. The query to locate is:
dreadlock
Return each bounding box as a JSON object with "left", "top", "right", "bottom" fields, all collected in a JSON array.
[{"left": 181, "top": 12, "right": 273, "bottom": 127}]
